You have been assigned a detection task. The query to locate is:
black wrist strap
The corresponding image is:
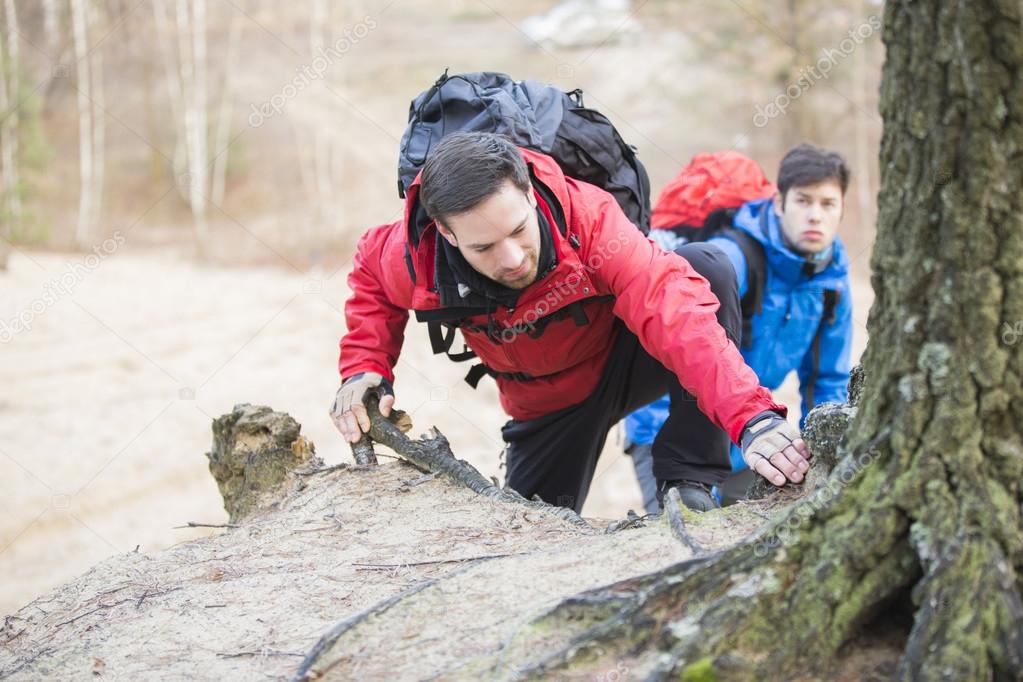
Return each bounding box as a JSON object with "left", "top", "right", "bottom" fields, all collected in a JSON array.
[{"left": 740, "top": 410, "right": 786, "bottom": 449}]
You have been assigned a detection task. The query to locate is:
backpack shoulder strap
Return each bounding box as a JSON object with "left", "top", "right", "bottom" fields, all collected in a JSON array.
[
  {"left": 804, "top": 289, "right": 841, "bottom": 408},
  {"left": 427, "top": 321, "right": 476, "bottom": 362},
  {"left": 717, "top": 222, "right": 767, "bottom": 348}
]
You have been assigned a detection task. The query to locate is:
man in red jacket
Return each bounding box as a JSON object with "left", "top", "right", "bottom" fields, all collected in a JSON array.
[{"left": 331, "top": 132, "right": 810, "bottom": 512}]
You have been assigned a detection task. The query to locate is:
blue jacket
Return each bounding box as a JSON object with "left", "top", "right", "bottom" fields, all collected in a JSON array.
[{"left": 626, "top": 198, "right": 854, "bottom": 468}]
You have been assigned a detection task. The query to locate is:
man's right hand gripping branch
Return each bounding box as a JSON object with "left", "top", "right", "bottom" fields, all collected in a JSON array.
[{"left": 330, "top": 372, "right": 395, "bottom": 443}]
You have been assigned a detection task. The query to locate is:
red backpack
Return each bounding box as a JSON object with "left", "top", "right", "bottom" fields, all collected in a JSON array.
[
  {"left": 652, "top": 151, "right": 775, "bottom": 232},
  {"left": 652, "top": 151, "right": 776, "bottom": 348}
]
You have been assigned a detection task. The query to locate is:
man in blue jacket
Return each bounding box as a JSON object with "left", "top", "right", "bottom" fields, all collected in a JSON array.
[{"left": 627, "top": 143, "right": 854, "bottom": 511}]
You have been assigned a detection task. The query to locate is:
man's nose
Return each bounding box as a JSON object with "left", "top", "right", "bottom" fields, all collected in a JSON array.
[{"left": 498, "top": 242, "right": 524, "bottom": 270}]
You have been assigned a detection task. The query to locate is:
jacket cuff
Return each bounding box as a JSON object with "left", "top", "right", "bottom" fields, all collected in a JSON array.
[
  {"left": 728, "top": 400, "right": 787, "bottom": 445},
  {"left": 340, "top": 362, "right": 395, "bottom": 385}
]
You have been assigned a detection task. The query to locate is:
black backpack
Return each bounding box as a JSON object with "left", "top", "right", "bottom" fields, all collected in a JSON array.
[{"left": 397, "top": 70, "right": 652, "bottom": 234}]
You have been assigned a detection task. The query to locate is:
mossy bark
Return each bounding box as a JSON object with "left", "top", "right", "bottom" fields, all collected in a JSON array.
[{"left": 514, "top": 2, "right": 1023, "bottom": 679}]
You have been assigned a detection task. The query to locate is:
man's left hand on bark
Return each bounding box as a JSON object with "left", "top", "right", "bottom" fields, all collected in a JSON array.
[{"left": 740, "top": 411, "right": 811, "bottom": 486}]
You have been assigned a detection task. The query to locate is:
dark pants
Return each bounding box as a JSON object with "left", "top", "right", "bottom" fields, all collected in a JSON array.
[{"left": 501, "top": 243, "right": 742, "bottom": 512}]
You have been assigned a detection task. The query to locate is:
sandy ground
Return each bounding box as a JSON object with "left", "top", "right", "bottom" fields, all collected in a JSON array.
[{"left": 0, "top": 238, "right": 872, "bottom": 619}]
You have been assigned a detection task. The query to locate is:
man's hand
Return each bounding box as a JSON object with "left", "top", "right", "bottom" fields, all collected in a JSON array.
[
  {"left": 329, "top": 372, "right": 394, "bottom": 443},
  {"left": 740, "top": 411, "right": 811, "bottom": 487}
]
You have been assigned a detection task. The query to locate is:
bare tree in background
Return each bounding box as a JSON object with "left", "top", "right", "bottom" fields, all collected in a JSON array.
[
  {"left": 210, "top": 13, "right": 241, "bottom": 207},
  {"left": 177, "top": 0, "right": 208, "bottom": 246},
  {"left": 43, "top": 0, "right": 59, "bottom": 54},
  {"left": 90, "top": 0, "right": 104, "bottom": 239},
  {"left": 1, "top": 0, "right": 21, "bottom": 260},
  {"left": 851, "top": 0, "right": 875, "bottom": 231},
  {"left": 70, "top": 0, "right": 105, "bottom": 247},
  {"left": 293, "top": 0, "right": 346, "bottom": 250},
  {"left": 153, "top": 0, "right": 241, "bottom": 255},
  {"left": 780, "top": 0, "right": 821, "bottom": 144},
  {"left": 309, "top": 0, "right": 327, "bottom": 53}
]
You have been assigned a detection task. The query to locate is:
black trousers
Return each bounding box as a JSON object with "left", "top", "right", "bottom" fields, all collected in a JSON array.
[{"left": 501, "top": 242, "right": 742, "bottom": 513}]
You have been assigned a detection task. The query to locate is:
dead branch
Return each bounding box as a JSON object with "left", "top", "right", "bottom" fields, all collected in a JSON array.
[{"left": 354, "top": 395, "right": 591, "bottom": 530}]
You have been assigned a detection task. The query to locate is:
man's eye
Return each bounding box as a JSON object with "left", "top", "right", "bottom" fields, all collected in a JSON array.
[
  {"left": 512, "top": 226, "right": 525, "bottom": 235},
  {"left": 474, "top": 246, "right": 491, "bottom": 253}
]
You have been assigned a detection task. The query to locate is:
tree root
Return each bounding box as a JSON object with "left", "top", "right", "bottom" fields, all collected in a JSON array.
[
  {"left": 350, "top": 395, "right": 592, "bottom": 531},
  {"left": 664, "top": 488, "right": 706, "bottom": 555},
  {"left": 293, "top": 577, "right": 439, "bottom": 681},
  {"left": 898, "top": 536, "right": 1023, "bottom": 680}
]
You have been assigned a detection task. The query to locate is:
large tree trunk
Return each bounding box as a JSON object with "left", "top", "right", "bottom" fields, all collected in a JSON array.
[{"left": 513, "top": 3, "right": 1023, "bottom": 680}]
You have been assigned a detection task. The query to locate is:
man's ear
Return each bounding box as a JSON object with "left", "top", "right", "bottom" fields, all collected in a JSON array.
[
  {"left": 526, "top": 183, "right": 537, "bottom": 208},
  {"left": 436, "top": 222, "right": 459, "bottom": 247},
  {"left": 772, "top": 191, "right": 785, "bottom": 216}
]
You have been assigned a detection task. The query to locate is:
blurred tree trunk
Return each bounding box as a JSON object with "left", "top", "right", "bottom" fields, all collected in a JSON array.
[
  {"left": 90, "top": 1, "right": 105, "bottom": 238},
  {"left": 309, "top": 0, "right": 327, "bottom": 52},
  {"left": 176, "top": 0, "right": 208, "bottom": 250},
  {"left": 210, "top": 13, "right": 240, "bottom": 206},
  {"left": 852, "top": 0, "right": 875, "bottom": 232},
  {"left": 524, "top": 2, "right": 1023, "bottom": 679},
  {"left": 42, "top": 0, "right": 59, "bottom": 53},
  {"left": 1, "top": 0, "right": 21, "bottom": 248},
  {"left": 0, "top": 2, "right": 9, "bottom": 268},
  {"left": 70, "top": 0, "right": 95, "bottom": 246},
  {"left": 782, "top": 0, "right": 820, "bottom": 145},
  {"left": 157, "top": 0, "right": 238, "bottom": 257},
  {"left": 152, "top": 0, "right": 186, "bottom": 181},
  {"left": 294, "top": 0, "right": 347, "bottom": 249}
]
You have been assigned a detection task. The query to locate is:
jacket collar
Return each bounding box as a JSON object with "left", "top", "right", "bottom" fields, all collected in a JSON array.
[
  {"left": 402, "top": 148, "right": 573, "bottom": 312},
  {"left": 432, "top": 206, "right": 557, "bottom": 310}
]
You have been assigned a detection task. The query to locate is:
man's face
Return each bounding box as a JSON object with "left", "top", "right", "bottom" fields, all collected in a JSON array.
[
  {"left": 436, "top": 180, "right": 542, "bottom": 290},
  {"left": 773, "top": 179, "right": 844, "bottom": 255}
]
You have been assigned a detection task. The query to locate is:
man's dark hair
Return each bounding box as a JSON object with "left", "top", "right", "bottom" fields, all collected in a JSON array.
[
  {"left": 419, "top": 132, "right": 531, "bottom": 227},
  {"left": 777, "top": 143, "right": 851, "bottom": 206}
]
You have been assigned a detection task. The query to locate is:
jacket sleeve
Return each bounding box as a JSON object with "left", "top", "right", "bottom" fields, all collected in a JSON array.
[
  {"left": 797, "top": 283, "right": 853, "bottom": 422},
  {"left": 338, "top": 223, "right": 411, "bottom": 384},
  {"left": 573, "top": 181, "right": 785, "bottom": 444}
]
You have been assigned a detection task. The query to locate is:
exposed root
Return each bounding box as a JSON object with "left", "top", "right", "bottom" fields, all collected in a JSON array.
[
  {"left": 293, "top": 578, "right": 439, "bottom": 681},
  {"left": 898, "top": 537, "right": 1023, "bottom": 681},
  {"left": 664, "top": 488, "right": 706, "bottom": 555}
]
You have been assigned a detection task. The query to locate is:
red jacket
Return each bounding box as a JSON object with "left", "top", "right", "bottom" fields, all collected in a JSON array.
[{"left": 339, "top": 148, "right": 785, "bottom": 444}]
